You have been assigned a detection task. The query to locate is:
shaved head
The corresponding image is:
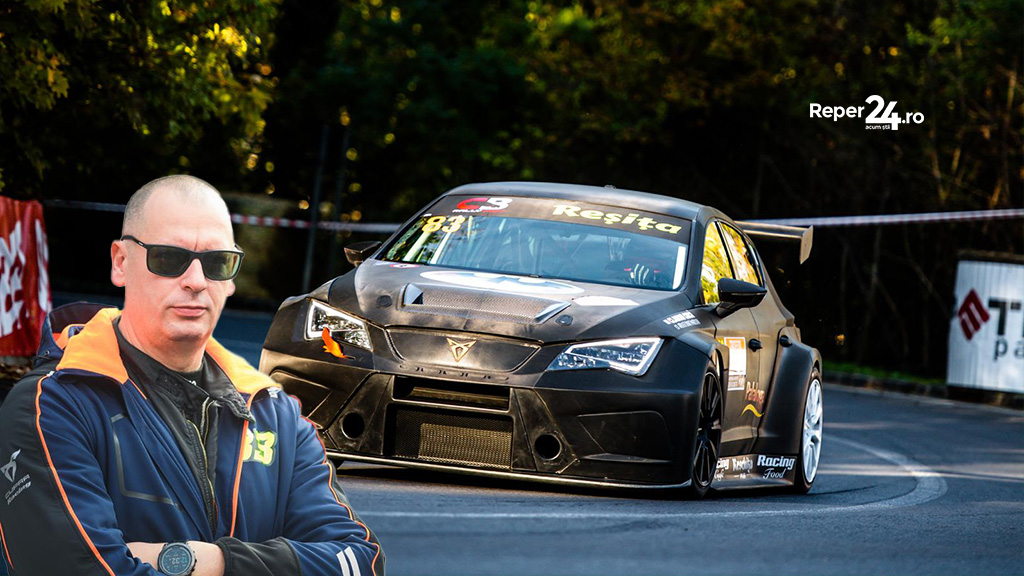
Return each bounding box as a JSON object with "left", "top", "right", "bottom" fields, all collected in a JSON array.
[
  {"left": 122, "top": 175, "right": 229, "bottom": 236},
  {"left": 113, "top": 174, "right": 238, "bottom": 371}
]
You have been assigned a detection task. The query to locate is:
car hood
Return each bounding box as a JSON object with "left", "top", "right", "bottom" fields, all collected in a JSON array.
[{"left": 325, "top": 261, "right": 695, "bottom": 343}]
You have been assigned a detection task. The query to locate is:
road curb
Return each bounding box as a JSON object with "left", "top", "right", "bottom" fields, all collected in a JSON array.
[{"left": 825, "top": 371, "right": 1023, "bottom": 410}]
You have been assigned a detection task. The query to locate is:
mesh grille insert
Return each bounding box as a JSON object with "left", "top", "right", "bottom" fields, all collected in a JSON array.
[
  {"left": 387, "top": 407, "right": 512, "bottom": 470},
  {"left": 393, "top": 376, "right": 510, "bottom": 410}
]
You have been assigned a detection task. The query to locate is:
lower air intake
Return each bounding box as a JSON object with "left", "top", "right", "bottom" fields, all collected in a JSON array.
[{"left": 388, "top": 407, "right": 512, "bottom": 470}]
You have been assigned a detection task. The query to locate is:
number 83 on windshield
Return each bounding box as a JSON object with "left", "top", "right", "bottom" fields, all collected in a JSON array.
[{"left": 422, "top": 215, "right": 466, "bottom": 234}]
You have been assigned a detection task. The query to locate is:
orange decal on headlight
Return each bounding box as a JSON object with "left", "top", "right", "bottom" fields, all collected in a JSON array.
[{"left": 322, "top": 328, "right": 352, "bottom": 359}]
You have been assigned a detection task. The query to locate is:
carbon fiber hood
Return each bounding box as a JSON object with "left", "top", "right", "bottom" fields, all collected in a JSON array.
[{"left": 326, "top": 260, "right": 695, "bottom": 343}]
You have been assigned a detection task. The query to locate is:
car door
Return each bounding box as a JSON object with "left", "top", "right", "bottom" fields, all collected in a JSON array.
[
  {"left": 719, "top": 223, "right": 784, "bottom": 430},
  {"left": 700, "top": 220, "right": 759, "bottom": 455}
]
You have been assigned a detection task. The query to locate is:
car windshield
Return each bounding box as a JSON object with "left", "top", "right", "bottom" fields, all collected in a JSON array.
[{"left": 382, "top": 195, "right": 692, "bottom": 290}]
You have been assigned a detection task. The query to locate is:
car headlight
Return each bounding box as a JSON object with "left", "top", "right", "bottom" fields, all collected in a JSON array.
[
  {"left": 305, "top": 300, "right": 373, "bottom": 351},
  {"left": 547, "top": 337, "right": 663, "bottom": 376}
]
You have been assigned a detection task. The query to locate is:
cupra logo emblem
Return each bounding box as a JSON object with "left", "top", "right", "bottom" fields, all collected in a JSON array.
[
  {"left": 2, "top": 449, "right": 21, "bottom": 482},
  {"left": 446, "top": 338, "right": 476, "bottom": 362}
]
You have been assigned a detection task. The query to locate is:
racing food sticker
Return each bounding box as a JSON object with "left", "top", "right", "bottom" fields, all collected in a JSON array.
[
  {"left": 713, "top": 454, "right": 794, "bottom": 486},
  {"left": 757, "top": 455, "right": 796, "bottom": 479},
  {"left": 420, "top": 270, "right": 585, "bottom": 295},
  {"left": 722, "top": 337, "right": 746, "bottom": 390}
]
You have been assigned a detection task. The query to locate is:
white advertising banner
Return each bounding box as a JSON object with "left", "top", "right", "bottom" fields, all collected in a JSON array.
[{"left": 947, "top": 259, "right": 1024, "bottom": 393}]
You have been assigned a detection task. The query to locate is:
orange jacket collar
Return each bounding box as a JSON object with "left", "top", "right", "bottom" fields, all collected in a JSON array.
[{"left": 56, "top": 307, "right": 277, "bottom": 396}]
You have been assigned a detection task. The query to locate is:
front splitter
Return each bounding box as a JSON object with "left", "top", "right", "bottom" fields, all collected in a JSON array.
[{"left": 329, "top": 452, "right": 692, "bottom": 491}]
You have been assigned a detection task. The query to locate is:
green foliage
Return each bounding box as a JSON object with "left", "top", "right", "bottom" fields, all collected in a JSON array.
[
  {"left": 3, "top": 0, "right": 1020, "bottom": 376},
  {"left": 260, "top": 0, "right": 1020, "bottom": 375},
  {"left": 0, "top": 0, "right": 280, "bottom": 196}
]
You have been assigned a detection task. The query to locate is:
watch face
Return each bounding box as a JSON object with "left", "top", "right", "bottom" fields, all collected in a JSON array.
[{"left": 158, "top": 543, "right": 195, "bottom": 576}]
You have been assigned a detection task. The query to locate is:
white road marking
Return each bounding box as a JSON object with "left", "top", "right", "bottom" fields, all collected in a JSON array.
[
  {"left": 825, "top": 435, "right": 947, "bottom": 510},
  {"left": 356, "top": 434, "right": 947, "bottom": 520}
]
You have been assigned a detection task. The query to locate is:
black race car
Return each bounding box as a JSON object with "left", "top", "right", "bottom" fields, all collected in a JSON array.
[{"left": 259, "top": 182, "right": 823, "bottom": 497}]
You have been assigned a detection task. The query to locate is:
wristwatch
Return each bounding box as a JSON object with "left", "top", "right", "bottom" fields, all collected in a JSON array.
[{"left": 157, "top": 542, "right": 197, "bottom": 576}]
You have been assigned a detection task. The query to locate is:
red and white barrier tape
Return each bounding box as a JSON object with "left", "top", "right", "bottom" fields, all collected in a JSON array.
[
  {"left": 228, "top": 214, "right": 398, "bottom": 233},
  {"left": 45, "top": 199, "right": 399, "bottom": 233},
  {"left": 752, "top": 209, "right": 1023, "bottom": 227},
  {"left": 44, "top": 199, "right": 1022, "bottom": 231}
]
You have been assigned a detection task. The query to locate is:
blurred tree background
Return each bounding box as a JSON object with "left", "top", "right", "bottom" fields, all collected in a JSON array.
[{"left": 1, "top": 0, "right": 1020, "bottom": 377}]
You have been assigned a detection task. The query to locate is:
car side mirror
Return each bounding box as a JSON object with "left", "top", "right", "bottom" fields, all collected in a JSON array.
[
  {"left": 715, "top": 278, "right": 767, "bottom": 316},
  {"left": 344, "top": 241, "right": 382, "bottom": 267}
]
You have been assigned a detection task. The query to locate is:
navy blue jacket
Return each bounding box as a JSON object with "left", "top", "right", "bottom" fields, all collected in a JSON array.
[{"left": 0, "top": 305, "right": 384, "bottom": 575}]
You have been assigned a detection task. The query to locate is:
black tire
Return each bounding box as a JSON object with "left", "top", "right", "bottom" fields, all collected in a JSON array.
[
  {"left": 790, "top": 367, "right": 823, "bottom": 494},
  {"left": 684, "top": 364, "right": 723, "bottom": 499}
]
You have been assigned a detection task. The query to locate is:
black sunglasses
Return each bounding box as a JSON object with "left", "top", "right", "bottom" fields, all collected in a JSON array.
[{"left": 121, "top": 236, "right": 244, "bottom": 281}]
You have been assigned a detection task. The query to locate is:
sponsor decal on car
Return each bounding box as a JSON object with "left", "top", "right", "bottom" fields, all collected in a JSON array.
[
  {"left": 732, "top": 456, "right": 753, "bottom": 473},
  {"left": 663, "top": 311, "right": 700, "bottom": 330},
  {"left": 742, "top": 380, "right": 766, "bottom": 417},
  {"left": 551, "top": 204, "right": 683, "bottom": 235},
  {"left": 757, "top": 455, "right": 796, "bottom": 470},
  {"left": 428, "top": 195, "right": 692, "bottom": 243},
  {"left": 419, "top": 214, "right": 467, "bottom": 234},
  {"left": 375, "top": 261, "right": 419, "bottom": 268},
  {"left": 714, "top": 454, "right": 796, "bottom": 486},
  {"left": 715, "top": 458, "right": 728, "bottom": 482},
  {"left": 321, "top": 328, "right": 353, "bottom": 360},
  {"left": 722, "top": 337, "right": 747, "bottom": 390},
  {"left": 421, "top": 270, "right": 585, "bottom": 295},
  {"left": 714, "top": 455, "right": 757, "bottom": 483},
  {"left": 452, "top": 197, "right": 513, "bottom": 213}
]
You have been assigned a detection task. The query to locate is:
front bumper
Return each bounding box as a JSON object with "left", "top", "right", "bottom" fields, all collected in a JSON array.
[{"left": 261, "top": 329, "right": 708, "bottom": 488}]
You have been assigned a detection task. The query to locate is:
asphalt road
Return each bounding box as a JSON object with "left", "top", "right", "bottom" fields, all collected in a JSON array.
[
  {"left": 336, "top": 386, "right": 1024, "bottom": 576},
  {"left": 51, "top": 297, "right": 1024, "bottom": 575}
]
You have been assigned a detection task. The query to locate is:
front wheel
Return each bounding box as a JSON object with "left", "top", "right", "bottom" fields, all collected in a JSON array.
[
  {"left": 684, "top": 365, "right": 722, "bottom": 499},
  {"left": 791, "top": 370, "right": 823, "bottom": 493}
]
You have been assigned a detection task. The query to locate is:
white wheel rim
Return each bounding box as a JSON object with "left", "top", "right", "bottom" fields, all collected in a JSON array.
[{"left": 802, "top": 378, "right": 823, "bottom": 483}]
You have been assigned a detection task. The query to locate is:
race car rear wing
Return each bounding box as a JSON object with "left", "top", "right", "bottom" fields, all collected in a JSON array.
[{"left": 735, "top": 221, "right": 813, "bottom": 264}]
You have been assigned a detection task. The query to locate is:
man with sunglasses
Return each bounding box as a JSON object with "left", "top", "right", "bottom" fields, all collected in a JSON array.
[{"left": 0, "top": 176, "right": 384, "bottom": 576}]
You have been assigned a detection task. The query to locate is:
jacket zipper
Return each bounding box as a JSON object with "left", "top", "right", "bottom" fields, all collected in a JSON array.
[{"left": 188, "top": 397, "right": 218, "bottom": 533}]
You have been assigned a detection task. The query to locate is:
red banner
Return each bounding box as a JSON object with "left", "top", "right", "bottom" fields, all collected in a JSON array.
[{"left": 0, "top": 197, "right": 51, "bottom": 357}]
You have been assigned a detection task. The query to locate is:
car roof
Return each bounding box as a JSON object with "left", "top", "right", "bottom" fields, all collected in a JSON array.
[{"left": 444, "top": 181, "right": 706, "bottom": 221}]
